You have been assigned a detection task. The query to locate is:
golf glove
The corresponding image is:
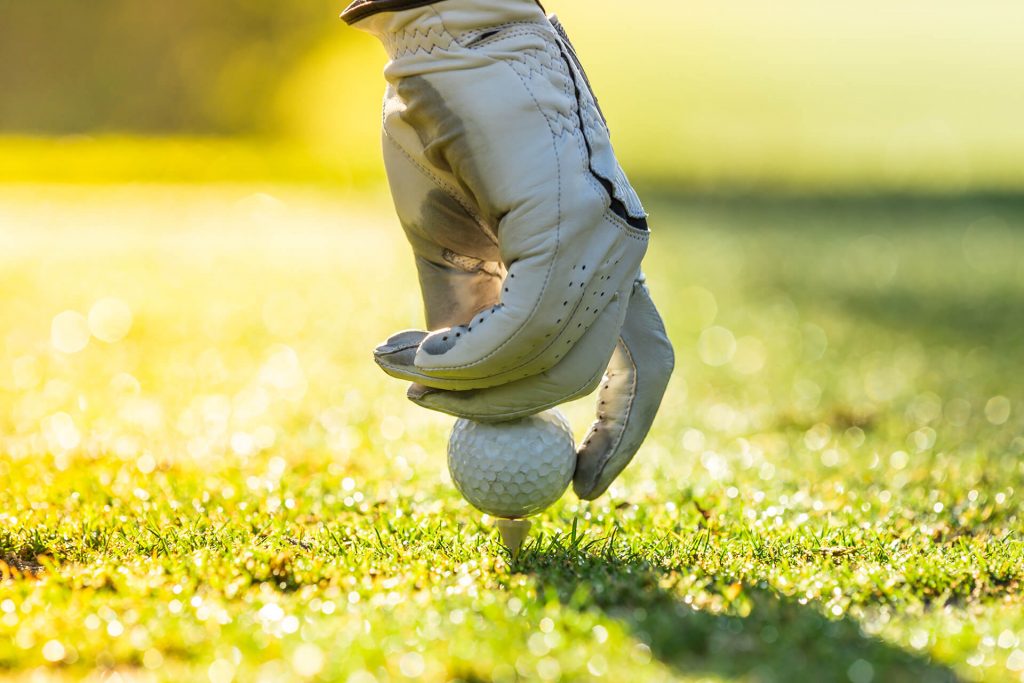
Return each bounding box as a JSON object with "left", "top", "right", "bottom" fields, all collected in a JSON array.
[{"left": 343, "top": 0, "right": 675, "bottom": 499}]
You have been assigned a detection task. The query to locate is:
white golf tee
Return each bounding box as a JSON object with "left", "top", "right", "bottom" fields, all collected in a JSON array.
[{"left": 494, "top": 518, "right": 532, "bottom": 560}]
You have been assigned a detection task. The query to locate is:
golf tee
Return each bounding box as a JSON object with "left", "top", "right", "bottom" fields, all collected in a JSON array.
[{"left": 494, "top": 518, "right": 532, "bottom": 560}]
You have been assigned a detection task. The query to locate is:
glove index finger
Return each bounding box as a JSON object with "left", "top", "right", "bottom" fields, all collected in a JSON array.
[
  {"left": 411, "top": 207, "right": 648, "bottom": 385},
  {"left": 408, "top": 283, "right": 630, "bottom": 420},
  {"left": 374, "top": 329, "right": 462, "bottom": 390}
]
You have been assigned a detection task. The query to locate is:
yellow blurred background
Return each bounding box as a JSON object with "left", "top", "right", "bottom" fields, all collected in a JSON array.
[{"left": 2, "top": 0, "right": 1023, "bottom": 191}]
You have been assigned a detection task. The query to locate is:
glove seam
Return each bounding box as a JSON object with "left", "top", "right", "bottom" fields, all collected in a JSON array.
[
  {"left": 394, "top": 29, "right": 634, "bottom": 378},
  {"left": 413, "top": 58, "right": 567, "bottom": 373},
  {"left": 462, "top": 24, "right": 549, "bottom": 50},
  {"left": 469, "top": 29, "right": 540, "bottom": 53},
  {"left": 414, "top": 355, "right": 605, "bottom": 421},
  {"left": 546, "top": 26, "right": 604, "bottom": 211},
  {"left": 400, "top": 53, "right": 568, "bottom": 377},
  {"left": 608, "top": 336, "right": 639, "bottom": 465},
  {"left": 427, "top": 6, "right": 453, "bottom": 42},
  {"left": 382, "top": 131, "right": 496, "bottom": 247},
  {"left": 499, "top": 31, "right": 579, "bottom": 139},
  {"left": 603, "top": 209, "right": 652, "bottom": 241},
  {"left": 379, "top": 6, "right": 455, "bottom": 57},
  {"left": 550, "top": 26, "right": 648, "bottom": 228},
  {"left": 388, "top": 26, "right": 454, "bottom": 58},
  {"left": 382, "top": 67, "right": 615, "bottom": 383},
  {"left": 579, "top": 335, "right": 638, "bottom": 495},
  {"left": 416, "top": 283, "right": 628, "bottom": 420},
  {"left": 459, "top": 22, "right": 550, "bottom": 48},
  {"left": 547, "top": 38, "right": 628, "bottom": 235}
]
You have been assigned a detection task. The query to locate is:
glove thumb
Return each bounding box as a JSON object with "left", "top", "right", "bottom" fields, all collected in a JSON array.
[{"left": 573, "top": 277, "right": 674, "bottom": 500}]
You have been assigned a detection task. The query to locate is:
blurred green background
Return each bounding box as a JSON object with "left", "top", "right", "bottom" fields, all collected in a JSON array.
[
  {"left": 3, "top": 0, "right": 1024, "bottom": 191},
  {"left": 3, "top": 4, "right": 1024, "bottom": 681}
]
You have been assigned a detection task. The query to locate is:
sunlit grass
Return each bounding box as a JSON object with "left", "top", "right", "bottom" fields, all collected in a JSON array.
[{"left": 1, "top": 185, "right": 1023, "bottom": 682}]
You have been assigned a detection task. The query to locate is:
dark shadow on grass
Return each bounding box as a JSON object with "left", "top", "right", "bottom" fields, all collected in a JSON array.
[
  {"left": 638, "top": 188, "right": 1024, "bottom": 216},
  {"left": 517, "top": 542, "right": 962, "bottom": 683},
  {"left": 645, "top": 191, "right": 1024, "bottom": 352},
  {"left": 820, "top": 286, "right": 1024, "bottom": 350}
]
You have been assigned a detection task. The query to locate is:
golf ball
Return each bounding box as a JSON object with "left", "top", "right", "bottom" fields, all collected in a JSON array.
[{"left": 448, "top": 409, "right": 577, "bottom": 519}]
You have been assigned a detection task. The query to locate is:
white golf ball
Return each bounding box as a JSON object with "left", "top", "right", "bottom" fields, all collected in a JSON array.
[{"left": 448, "top": 409, "right": 577, "bottom": 519}]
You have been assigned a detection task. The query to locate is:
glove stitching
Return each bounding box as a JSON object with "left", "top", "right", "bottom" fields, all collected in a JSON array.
[
  {"left": 607, "top": 336, "right": 640, "bottom": 466},
  {"left": 382, "top": 132, "right": 496, "bottom": 246},
  {"left": 505, "top": 40, "right": 578, "bottom": 137},
  {"left": 460, "top": 22, "right": 549, "bottom": 48},
  {"left": 479, "top": 31, "right": 552, "bottom": 58},
  {"left": 484, "top": 57, "right": 638, "bottom": 372},
  {"left": 415, "top": 59, "right": 567, "bottom": 374},
  {"left": 419, "top": 285, "right": 629, "bottom": 420},
  {"left": 417, "top": 355, "right": 606, "bottom": 421},
  {"left": 544, "top": 37, "right": 646, "bottom": 330},
  {"left": 427, "top": 6, "right": 452, "bottom": 39},
  {"left": 469, "top": 29, "right": 551, "bottom": 54},
  {"left": 603, "top": 209, "right": 652, "bottom": 241},
  {"left": 548, "top": 38, "right": 620, "bottom": 228},
  {"left": 385, "top": 7, "right": 455, "bottom": 57},
  {"left": 579, "top": 334, "right": 639, "bottom": 495},
  {"left": 388, "top": 25, "right": 453, "bottom": 57},
  {"left": 551, "top": 33, "right": 648, "bottom": 227},
  {"left": 397, "top": 32, "right": 629, "bottom": 375}
]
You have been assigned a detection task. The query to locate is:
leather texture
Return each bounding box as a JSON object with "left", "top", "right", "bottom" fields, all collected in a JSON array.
[
  {"left": 350, "top": 0, "right": 674, "bottom": 499},
  {"left": 573, "top": 277, "right": 674, "bottom": 499}
]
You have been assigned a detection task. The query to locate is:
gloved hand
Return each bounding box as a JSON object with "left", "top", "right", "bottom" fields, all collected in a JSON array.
[{"left": 343, "top": 0, "right": 675, "bottom": 499}]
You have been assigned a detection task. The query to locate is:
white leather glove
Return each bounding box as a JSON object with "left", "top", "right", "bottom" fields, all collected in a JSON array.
[{"left": 344, "top": 0, "right": 674, "bottom": 499}]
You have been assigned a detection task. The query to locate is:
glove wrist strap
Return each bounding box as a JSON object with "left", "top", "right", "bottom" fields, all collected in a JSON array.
[
  {"left": 342, "top": 0, "right": 546, "bottom": 26},
  {"left": 342, "top": 0, "right": 444, "bottom": 25}
]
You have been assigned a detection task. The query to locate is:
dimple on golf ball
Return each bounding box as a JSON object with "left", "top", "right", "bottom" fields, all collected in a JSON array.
[{"left": 447, "top": 409, "right": 577, "bottom": 519}]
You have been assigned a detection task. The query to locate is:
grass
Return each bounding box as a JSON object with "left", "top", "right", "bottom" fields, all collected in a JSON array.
[{"left": 0, "top": 184, "right": 1023, "bottom": 682}]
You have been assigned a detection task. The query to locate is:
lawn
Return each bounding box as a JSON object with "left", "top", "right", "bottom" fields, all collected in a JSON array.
[{"left": 1, "top": 184, "right": 1022, "bottom": 682}]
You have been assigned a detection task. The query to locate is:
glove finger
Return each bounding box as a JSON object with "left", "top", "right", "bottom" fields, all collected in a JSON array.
[
  {"left": 373, "top": 252, "right": 505, "bottom": 385},
  {"left": 376, "top": 267, "right": 635, "bottom": 392},
  {"left": 372, "top": 30, "right": 648, "bottom": 387},
  {"left": 407, "top": 283, "right": 629, "bottom": 419},
  {"left": 411, "top": 214, "right": 647, "bottom": 392},
  {"left": 373, "top": 117, "right": 505, "bottom": 380},
  {"left": 381, "top": 123, "right": 504, "bottom": 332},
  {"left": 374, "top": 329, "right": 427, "bottom": 375},
  {"left": 414, "top": 254, "right": 504, "bottom": 331},
  {"left": 573, "top": 277, "right": 675, "bottom": 500}
]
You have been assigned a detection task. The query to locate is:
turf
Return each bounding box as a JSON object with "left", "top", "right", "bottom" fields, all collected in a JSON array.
[{"left": 1, "top": 185, "right": 1022, "bottom": 682}]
